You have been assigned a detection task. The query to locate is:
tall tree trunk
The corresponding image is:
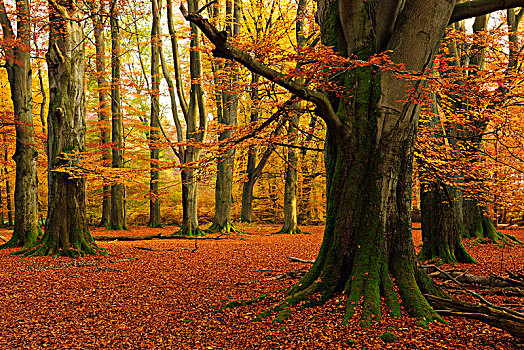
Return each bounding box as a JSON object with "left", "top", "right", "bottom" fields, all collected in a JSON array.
[
  {"left": 0, "top": 0, "right": 40, "bottom": 248},
  {"left": 148, "top": 0, "right": 162, "bottom": 228},
  {"left": 240, "top": 73, "right": 260, "bottom": 223},
  {"left": 26, "top": 0, "right": 102, "bottom": 257},
  {"left": 109, "top": 0, "right": 126, "bottom": 230},
  {"left": 276, "top": 109, "right": 301, "bottom": 233},
  {"left": 418, "top": 92, "right": 475, "bottom": 263},
  {"left": 276, "top": 0, "right": 307, "bottom": 234},
  {"left": 163, "top": 0, "right": 208, "bottom": 236},
  {"left": 208, "top": 0, "right": 241, "bottom": 234},
  {"left": 186, "top": 0, "right": 524, "bottom": 327},
  {"left": 92, "top": 3, "right": 111, "bottom": 228},
  {"left": 4, "top": 152, "right": 13, "bottom": 227}
]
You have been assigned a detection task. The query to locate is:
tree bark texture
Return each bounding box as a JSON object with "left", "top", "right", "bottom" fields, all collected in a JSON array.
[
  {"left": 0, "top": 0, "right": 40, "bottom": 248},
  {"left": 109, "top": 1, "right": 126, "bottom": 230},
  {"left": 209, "top": 0, "right": 241, "bottom": 233},
  {"left": 277, "top": 108, "right": 300, "bottom": 234},
  {"left": 29, "top": 0, "right": 102, "bottom": 257},
  {"left": 418, "top": 92, "right": 475, "bottom": 263},
  {"left": 166, "top": 0, "right": 208, "bottom": 236},
  {"left": 92, "top": 3, "right": 111, "bottom": 228},
  {"left": 148, "top": 0, "right": 162, "bottom": 228}
]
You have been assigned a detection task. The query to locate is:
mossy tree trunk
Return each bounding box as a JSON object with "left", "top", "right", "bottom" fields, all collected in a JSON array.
[
  {"left": 418, "top": 94, "right": 475, "bottom": 263},
  {"left": 419, "top": 179, "right": 476, "bottom": 263},
  {"left": 208, "top": 0, "right": 241, "bottom": 234},
  {"left": 0, "top": 0, "right": 41, "bottom": 248},
  {"left": 186, "top": 0, "right": 524, "bottom": 326},
  {"left": 148, "top": 0, "right": 162, "bottom": 228},
  {"left": 91, "top": 2, "right": 112, "bottom": 228},
  {"left": 27, "top": 0, "right": 102, "bottom": 257},
  {"left": 109, "top": 0, "right": 126, "bottom": 230}
]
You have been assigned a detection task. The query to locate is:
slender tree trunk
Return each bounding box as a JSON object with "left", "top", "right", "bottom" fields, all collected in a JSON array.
[
  {"left": 27, "top": 0, "right": 102, "bottom": 257},
  {"left": 92, "top": 3, "right": 111, "bottom": 228},
  {"left": 109, "top": 0, "right": 126, "bottom": 230},
  {"left": 277, "top": 109, "right": 301, "bottom": 234},
  {"left": 240, "top": 73, "right": 260, "bottom": 223},
  {"left": 4, "top": 161, "right": 12, "bottom": 227},
  {"left": 148, "top": 0, "right": 162, "bottom": 227},
  {"left": 165, "top": 0, "right": 208, "bottom": 236},
  {"left": 0, "top": 187, "right": 4, "bottom": 228},
  {"left": 0, "top": 0, "right": 40, "bottom": 248},
  {"left": 209, "top": 0, "right": 241, "bottom": 233}
]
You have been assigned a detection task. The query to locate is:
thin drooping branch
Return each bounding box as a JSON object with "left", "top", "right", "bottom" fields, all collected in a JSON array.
[
  {"left": 450, "top": 0, "right": 524, "bottom": 24},
  {"left": 179, "top": 5, "right": 341, "bottom": 140}
]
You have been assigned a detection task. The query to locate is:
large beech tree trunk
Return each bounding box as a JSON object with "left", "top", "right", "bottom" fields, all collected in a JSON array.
[
  {"left": 109, "top": 0, "right": 126, "bottom": 230},
  {"left": 28, "top": 0, "right": 101, "bottom": 257},
  {"left": 0, "top": 0, "right": 40, "bottom": 248},
  {"left": 148, "top": 0, "right": 162, "bottom": 228},
  {"left": 185, "top": 0, "right": 524, "bottom": 327}
]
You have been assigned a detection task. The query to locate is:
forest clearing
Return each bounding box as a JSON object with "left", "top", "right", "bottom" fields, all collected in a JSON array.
[
  {"left": 3, "top": 0, "right": 524, "bottom": 348},
  {"left": 0, "top": 224, "right": 522, "bottom": 349}
]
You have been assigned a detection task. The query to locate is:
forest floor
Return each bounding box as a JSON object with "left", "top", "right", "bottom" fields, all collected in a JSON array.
[{"left": 0, "top": 223, "right": 522, "bottom": 349}]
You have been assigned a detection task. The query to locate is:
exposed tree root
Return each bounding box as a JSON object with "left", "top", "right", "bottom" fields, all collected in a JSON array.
[
  {"left": 206, "top": 222, "right": 245, "bottom": 235},
  {"left": 418, "top": 239, "right": 476, "bottom": 264},
  {"left": 106, "top": 223, "right": 128, "bottom": 231},
  {"left": 172, "top": 227, "right": 206, "bottom": 237},
  {"left": 464, "top": 216, "right": 522, "bottom": 246},
  {"left": 426, "top": 295, "right": 524, "bottom": 338},
  {"left": 423, "top": 265, "right": 524, "bottom": 288},
  {"left": 0, "top": 226, "right": 42, "bottom": 250},
  {"left": 20, "top": 232, "right": 106, "bottom": 258},
  {"left": 272, "top": 227, "right": 309, "bottom": 235}
]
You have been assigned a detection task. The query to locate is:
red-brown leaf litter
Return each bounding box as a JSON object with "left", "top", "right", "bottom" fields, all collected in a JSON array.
[{"left": 0, "top": 224, "right": 522, "bottom": 349}]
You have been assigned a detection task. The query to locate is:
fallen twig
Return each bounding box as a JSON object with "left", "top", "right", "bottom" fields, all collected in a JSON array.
[{"left": 288, "top": 256, "right": 315, "bottom": 264}]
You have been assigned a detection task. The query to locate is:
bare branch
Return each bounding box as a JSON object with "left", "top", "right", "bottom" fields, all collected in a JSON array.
[
  {"left": 450, "top": 0, "right": 524, "bottom": 24},
  {"left": 180, "top": 5, "right": 341, "bottom": 139}
]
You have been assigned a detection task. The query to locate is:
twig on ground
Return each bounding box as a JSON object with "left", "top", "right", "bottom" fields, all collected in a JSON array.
[{"left": 288, "top": 256, "right": 315, "bottom": 264}]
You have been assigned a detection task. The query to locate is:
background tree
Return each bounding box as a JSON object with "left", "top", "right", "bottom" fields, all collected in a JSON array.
[
  {"left": 109, "top": 0, "right": 126, "bottom": 230},
  {"left": 208, "top": 0, "right": 241, "bottom": 233},
  {"left": 90, "top": 1, "right": 112, "bottom": 228},
  {"left": 0, "top": 0, "right": 41, "bottom": 248},
  {"left": 148, "top": 0, "right": 162, "bottom": 228},
  {"left": 159, "top": 0, "right": 208, "bottom": 236}
]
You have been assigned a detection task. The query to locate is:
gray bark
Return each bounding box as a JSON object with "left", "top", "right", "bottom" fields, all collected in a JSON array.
[
  {"left": 163, "top": 0, "right": 207, "bottom": 236},
  {"left": 30, "top": 0, "right": 101, "bottom": 256},
  {"left": 109, "top": 0, "right": 126, "bottom": 230},
  {"left": 0, "top": 0, "right": 40, "bottom": 248},
  {"left": 91, "top": 2, "right": 111, "bottom": 228},
  {"left": 209, "top": 0, "right": 241, "bottom": 233},
  {"left": 148, "top": 0, "right": 162, "bottom": 228}
]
